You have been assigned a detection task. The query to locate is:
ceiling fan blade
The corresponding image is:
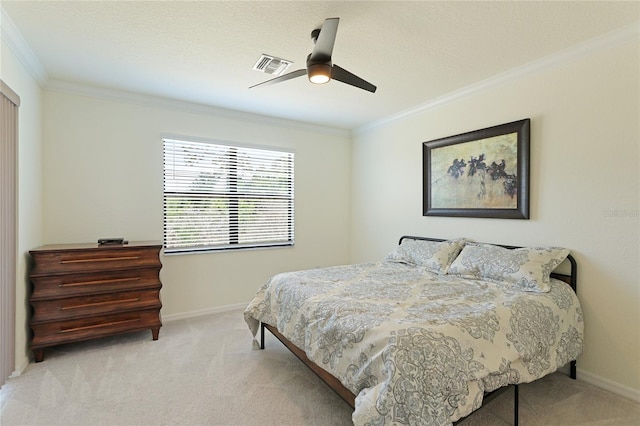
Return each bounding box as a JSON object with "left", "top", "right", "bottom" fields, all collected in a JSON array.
[
  {"left": 309, "top": 17, "right": 339, "bottom": 62},
  {"left": 249, "top": 69, "right": 307, "bottom": 89},
  {"left": 331, "top": 65, "right": 377, "bottom": 93}
]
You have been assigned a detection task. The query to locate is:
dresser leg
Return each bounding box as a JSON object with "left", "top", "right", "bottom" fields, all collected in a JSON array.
[
  {"left": 34, "top": 349, "right": 45, "bottom": 363},
  {"left": 151, "top": 328, "right": 160, "bottom": 340}
]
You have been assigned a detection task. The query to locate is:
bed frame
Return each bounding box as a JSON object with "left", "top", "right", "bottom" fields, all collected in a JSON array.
[{"left": 259, "top": 236, "right": 578, "bottom": 425}]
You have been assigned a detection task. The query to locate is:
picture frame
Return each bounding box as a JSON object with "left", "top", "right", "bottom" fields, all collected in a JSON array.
[{"left": 423, "top": 118, "right": 530, "bottom": 219}]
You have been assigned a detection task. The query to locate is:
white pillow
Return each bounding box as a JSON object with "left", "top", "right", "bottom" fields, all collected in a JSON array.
[
  {"left": 385, "top": 238, "right": 466, "bottom": 274},
  {"left": 447, "top": 243, "right": 570, "bottom": 292}
]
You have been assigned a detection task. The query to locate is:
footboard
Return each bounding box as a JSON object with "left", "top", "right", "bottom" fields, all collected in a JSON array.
[
  {"left": 261, "top": 322, "right": 356, "bottom": 407},
  {"left": 261, "top": 322, "right": 523, "bottom": 424}
]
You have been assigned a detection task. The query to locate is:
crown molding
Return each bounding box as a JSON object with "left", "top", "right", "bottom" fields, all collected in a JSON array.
[
  {"left": 44, "top": 79, "right": 350, "bottom": 137},
  {"left": 2, "top": 6, "right": 347, "bottom": 137},
  {"left": 355, "top": 21, "right": 640, "bottom": 136},
  {"left": 4, "top": 3, "right": 637, "bottom": 138},
  {"left": 1, "top": 7, "right": 49, "bottom": 86}
]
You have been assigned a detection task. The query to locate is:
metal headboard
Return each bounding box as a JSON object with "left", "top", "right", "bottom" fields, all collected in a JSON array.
[{"left": 398, "top": 235, "right": 577, "bottom": 293}]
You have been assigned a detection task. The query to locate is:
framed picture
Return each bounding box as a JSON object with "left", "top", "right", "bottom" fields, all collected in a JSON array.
[{"left": 423, "top": 118, "right": 530, "bottom": 219}]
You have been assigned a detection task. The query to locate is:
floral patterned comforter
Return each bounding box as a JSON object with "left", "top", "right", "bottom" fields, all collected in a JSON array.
[{"left": 244, "top": 261, "right": 584, "bottom": 425}]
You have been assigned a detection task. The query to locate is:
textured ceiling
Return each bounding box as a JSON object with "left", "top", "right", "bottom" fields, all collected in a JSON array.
[{"left": 2, "top": 1, "right": 639, "bottom": 130}]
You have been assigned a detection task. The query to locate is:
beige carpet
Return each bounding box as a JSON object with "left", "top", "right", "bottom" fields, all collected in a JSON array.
[{"left": 1, "top": 309, "right": 638, "bottom": 425}]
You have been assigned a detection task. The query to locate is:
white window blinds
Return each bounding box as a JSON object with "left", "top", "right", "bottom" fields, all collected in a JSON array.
[{"left": 163, "top": 138, "right": 294, "bottom": 253}]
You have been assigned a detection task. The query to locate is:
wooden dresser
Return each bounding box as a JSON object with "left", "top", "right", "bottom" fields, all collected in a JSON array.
[{"left": 29, "top": 241, "right": 163, "bottom": 362}]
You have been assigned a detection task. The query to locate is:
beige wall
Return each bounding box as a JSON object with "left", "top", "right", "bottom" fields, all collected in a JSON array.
[
  {"left": 351, "top": 40, "right": 639, "bottom": 396},
  {"left": 5, "top": 8, "right": 638, "bottom": 402},
  {"left": 41, "top": 90, "right": 352, "bottom": 317},
  {"left": 1, "top": 39, "right": 44, "bottom": 374}
]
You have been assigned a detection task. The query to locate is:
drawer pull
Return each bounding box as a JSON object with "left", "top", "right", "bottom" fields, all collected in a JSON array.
[
  {"left": 60, "top": 256, "right": 140, "bottom": 264},
  {"left": 59, "top": 277, "right": 141, "bottom": 288},
  {"left": 59, "top": 317, "right": 141, "bottom": 333},
  {"left": 61, "top": 298, "right": 140, "bottom": 310}
]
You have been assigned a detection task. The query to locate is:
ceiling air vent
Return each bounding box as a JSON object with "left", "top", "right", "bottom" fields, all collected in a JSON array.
[{"left": 252, "top": 54, "right": 292, "bottom": 76}]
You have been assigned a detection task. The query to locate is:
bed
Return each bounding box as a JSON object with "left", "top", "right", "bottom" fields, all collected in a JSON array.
[{"left": 244, "top": 236, "right": 584, "bottom": 425}]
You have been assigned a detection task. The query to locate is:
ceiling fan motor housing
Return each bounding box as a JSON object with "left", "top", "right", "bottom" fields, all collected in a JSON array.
[{"left": 307, "top": 57, "right": 332, "bottom": 84}]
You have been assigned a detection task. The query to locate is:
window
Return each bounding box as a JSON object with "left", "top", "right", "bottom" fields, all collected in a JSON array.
[{"left": 163, "top": 138, "right": 294, "bottom": 253}]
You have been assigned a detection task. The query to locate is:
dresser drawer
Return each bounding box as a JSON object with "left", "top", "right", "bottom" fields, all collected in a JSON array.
[
  {"left": 31, "top": 289, "right": 162, "bottom": 323},
  {"left": 30, "top": 246, "right": 161, "bottom": 275},
  {"left": 31, "top": 267, "right": 161, "bottom": 299},
  {"left": 31, "top": 309, "right": 162, "bottom": 350}
]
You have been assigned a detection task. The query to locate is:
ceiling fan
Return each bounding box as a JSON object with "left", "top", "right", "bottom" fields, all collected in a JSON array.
[{"left": 249, "top": 17, "right": 377, "bottom": 93}]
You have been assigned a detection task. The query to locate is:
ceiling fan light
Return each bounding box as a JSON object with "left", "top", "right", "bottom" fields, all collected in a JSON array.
[
  {"left": 308, "top": 63, "right": 331, "bottom": 84},
  {"left": 309, "top": 73, "right": 330, "bottom": 84}
]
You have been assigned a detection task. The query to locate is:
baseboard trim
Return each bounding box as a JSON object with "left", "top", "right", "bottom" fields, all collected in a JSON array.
[
  {"left": 578, "top": 368, "right": 640, "bottom": 403},
  {"left": 9, "top": 357, "right": 30, "bottom": 378},
  {"left": 160, "top": 308, "right": 640, "bottom": 405},
  {"left": 162, "top": 303, "right": 247, "bottom": 322}
]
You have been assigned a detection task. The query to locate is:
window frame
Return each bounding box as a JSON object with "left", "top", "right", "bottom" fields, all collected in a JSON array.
[{"left": 162, "top": 136, "right": 295, "bottom": 254}]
